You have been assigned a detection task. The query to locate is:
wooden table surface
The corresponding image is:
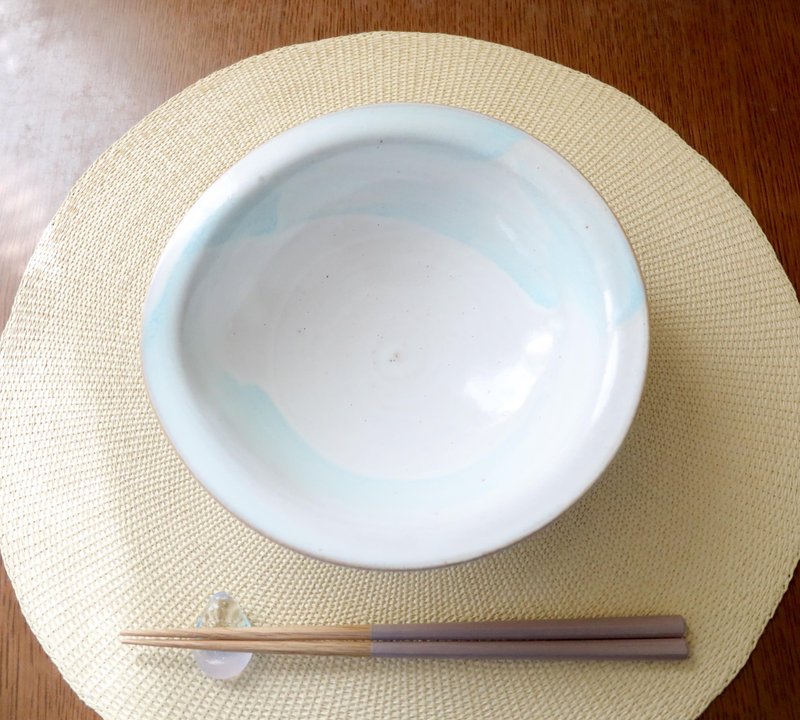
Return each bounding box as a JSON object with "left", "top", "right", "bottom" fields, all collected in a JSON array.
[{"left": 1, "top": 1, "right": 798, "bottom": 717}]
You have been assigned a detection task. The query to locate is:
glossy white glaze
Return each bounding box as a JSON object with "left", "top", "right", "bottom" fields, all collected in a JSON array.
[{"left": 142, "top": 104, "right": 648, "bottom": 569}]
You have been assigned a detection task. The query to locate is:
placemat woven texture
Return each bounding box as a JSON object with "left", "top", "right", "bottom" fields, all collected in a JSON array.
[{"left": 1, "top": 32, "right": 799, "bottom": 720}]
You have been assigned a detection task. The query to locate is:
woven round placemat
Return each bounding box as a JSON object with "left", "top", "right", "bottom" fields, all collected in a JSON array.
[{"left": 1, "top": 31, "right": 799, "bottom": 720}]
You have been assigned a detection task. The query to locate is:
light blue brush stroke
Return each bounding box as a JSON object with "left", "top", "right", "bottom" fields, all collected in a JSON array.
[{"left": 195, "top": 366, "right": 569, "bottom": 500}]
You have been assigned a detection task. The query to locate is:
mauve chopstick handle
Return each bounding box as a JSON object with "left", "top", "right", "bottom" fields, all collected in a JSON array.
[
  {"left": 371, "top": 616, "right": 686, "bottom": 641},
  {"left": 371, "top": 637, "right": 689, "bottom": 660}
]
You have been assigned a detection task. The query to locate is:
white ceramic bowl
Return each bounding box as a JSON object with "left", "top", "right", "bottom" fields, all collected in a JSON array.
[{"left": 142, "top": 103, "right": 648, "bottom": 569}]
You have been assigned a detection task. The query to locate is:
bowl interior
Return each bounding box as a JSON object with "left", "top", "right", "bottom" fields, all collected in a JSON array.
[{"left": 142, "top": 104, "right": 648, "bottom": 569}]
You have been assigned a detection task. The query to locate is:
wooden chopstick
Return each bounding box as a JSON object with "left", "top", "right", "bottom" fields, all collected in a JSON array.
[
  {"left": 120, "top": 636, "right": 689, "bottom": 660},
  {"left": 120, "top": 615, "right": 686, "bottom": 642}
]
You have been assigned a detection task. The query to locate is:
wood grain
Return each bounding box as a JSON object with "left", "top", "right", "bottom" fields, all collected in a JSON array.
[{"left": 1, "top": 0, "right": 798, "bottom": 717}]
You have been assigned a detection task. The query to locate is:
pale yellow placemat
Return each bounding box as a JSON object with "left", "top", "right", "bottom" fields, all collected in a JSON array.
[{"left": 1, "top": 32, "right": 799, "bottom": 720}]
